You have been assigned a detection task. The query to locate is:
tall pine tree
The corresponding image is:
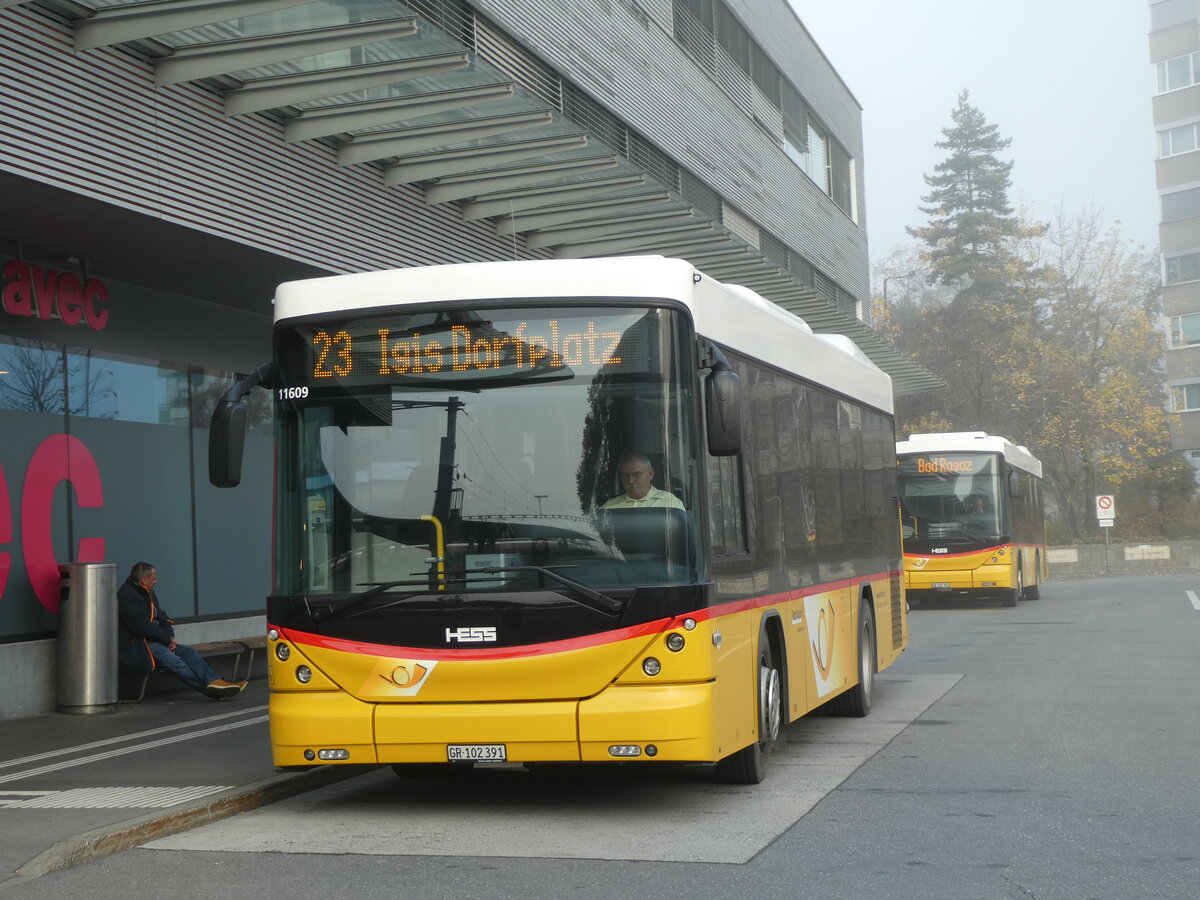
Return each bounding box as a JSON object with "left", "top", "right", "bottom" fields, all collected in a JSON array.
[
  {"left": 908, "top": 90, "right": 1024, "bottom": 303},
  {"left": 895, "top": 91, "right": 1037, "bottom": 432}
]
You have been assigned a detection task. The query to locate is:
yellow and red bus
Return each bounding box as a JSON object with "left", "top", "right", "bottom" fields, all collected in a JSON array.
[
  {"left": 896, "top": 432, "right": 1047, "bottom": 608},
  {"left": 211, "top": 256, "right": 907, "bottom": 783}
]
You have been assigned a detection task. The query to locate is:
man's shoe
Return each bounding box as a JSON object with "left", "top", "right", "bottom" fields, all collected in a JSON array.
[{"left": 204, "top": 680, "right": 242, "bottom": 700}]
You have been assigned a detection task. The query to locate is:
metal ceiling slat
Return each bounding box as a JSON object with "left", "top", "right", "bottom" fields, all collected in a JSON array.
[
  {"left": 424, "top": 156, "right": 619, "bottom": 205},
  {"left": 465, "top": 173, "right": 646, "bottom": 220},
  {"left": 284, "top": 83, "right": 516, "bottom": 143},
  {"left": 702, "top": 263, "right": 775, "bottom": 281},
  {"left": 559, "top": 233, "right": 734, "bottom": 260},
  {"left": 525, "top": 208, "right": 699, "bottom": 249},
  {"left": 225, "top": 52, "right": 471, "bottom": 115},
  {"left": 156, "top": 17, "right": 418, "bottom": 86},
  {"left": 686, "top": 249, "right": 760, "bottom": 269},
  {"left": 549, "top": 223, "right": 723, "bottom": 258},
  {"left": 382, "top": 134, "right": 589, "bottom": 184},
  {"left": 704, "top": 262, "right": 772, "bottom": 279},
  {"left": 74, "top": 0, "right": 316, "bottom": 51},
  {"left": 735, "top": 276, "right": 800, "bottom": 292},
  {"left": 492, "top": 193, "right": 674, "bottom": 233},
  {"left": 338, "top": 110, "right": 554, "bottom": 166}
]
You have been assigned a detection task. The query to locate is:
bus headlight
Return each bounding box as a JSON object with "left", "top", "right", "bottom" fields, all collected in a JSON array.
[
  {"left": 275, "top": 643, "right": 291, "bottom": 661},
  {"left": 268, "top": 628, "right": 280, "bottom": 641},
  {"left": 643, "top": 657, "right": 661, "bottom": 676},
  {"left": 666, "top": 633, "right": 685, "bottom": 652},
  {"left": 296, "top": 665, "right": 313, "bottom": 684}
]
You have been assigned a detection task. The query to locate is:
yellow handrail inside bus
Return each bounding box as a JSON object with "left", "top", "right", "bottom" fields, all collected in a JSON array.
[{"left": 422, "top": 514, "right": 445, "bottom": 589}]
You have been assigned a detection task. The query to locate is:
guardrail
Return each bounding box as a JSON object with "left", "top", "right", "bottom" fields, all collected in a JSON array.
[{"left": 1047, "top": 541, "right": 1200, "bottom": 577}]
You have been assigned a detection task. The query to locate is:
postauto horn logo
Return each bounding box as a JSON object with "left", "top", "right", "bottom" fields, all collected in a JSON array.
[{"left": 371, "top": 659, "right": 437, "bottom": 695}]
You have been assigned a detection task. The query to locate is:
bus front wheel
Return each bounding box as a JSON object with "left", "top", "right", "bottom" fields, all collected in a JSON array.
[
  {"left": 1004, "top": 565, "right": 1023, "bottom": 607},
  {"left": 715, "top": 628, "right": 783, "bottom": 784},
  {"left": 1023, "top": 554, "right": 1041, "bottom": 601}
]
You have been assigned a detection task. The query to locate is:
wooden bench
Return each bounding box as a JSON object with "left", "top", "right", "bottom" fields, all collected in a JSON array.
[{"left": 126, "top": 636, "right": 265, "bottom": 702}]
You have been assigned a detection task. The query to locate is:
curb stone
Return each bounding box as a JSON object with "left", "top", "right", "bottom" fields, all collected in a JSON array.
[{"left": 0, "top": 765, "right": 377, "bottom": 890}]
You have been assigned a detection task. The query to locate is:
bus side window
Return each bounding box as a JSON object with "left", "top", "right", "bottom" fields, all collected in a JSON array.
[{"left": 707, "top": 453, "right": 747, "bottom": 555}]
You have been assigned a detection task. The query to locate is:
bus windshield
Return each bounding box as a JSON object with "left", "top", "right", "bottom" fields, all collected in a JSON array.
[
  {"left": 272, "top": 304, "right": 701, "bottom": 602},
  {"left": 897, "top": 452, "right": 1004, "bottom": 541}
]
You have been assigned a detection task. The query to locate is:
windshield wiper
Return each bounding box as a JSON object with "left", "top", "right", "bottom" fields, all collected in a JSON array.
[
  {"left": 464, "top": 565, "right": 623, "bottom": 615},
  {"left": 308, "top": 579, "right": 437, "bottom": 622},
  {"left": 309, "top": 566, "right": 622, "bottom": 622}
]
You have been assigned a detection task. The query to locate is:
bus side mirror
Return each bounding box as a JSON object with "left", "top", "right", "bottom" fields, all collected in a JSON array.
[
  {"left": 209, "top": 400, "right": 248, "bottom": 488},
  {"left": 208, "top": 362, "right": 273, "bottom": 488},
  {"left": 705, "top": 368, "right": 741, "bottom": 456}
]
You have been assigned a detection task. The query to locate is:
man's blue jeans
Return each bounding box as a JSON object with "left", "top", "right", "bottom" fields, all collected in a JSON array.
[{"left": 148, "top": 642, "right": 222, "bottom": 694}]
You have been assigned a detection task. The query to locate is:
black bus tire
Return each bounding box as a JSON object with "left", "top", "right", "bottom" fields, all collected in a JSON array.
[
  {"left": 1024, "top": 555, "right": 1041, "bottom": 601},
  {"left": 836, "top": 599, "right": 875, "bottom": 718},
  {"left": 1004, "top": 565, "right": 1022, "bottom": 607}
]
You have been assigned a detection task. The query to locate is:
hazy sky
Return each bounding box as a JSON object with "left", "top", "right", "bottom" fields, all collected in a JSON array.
[{"left": 787, "top": 0, "right": 1160, "bottom": 271}]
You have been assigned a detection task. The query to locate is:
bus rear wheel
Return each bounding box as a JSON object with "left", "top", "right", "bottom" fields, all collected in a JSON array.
[
  {"left": 832, "top": 599, "right": 875, "bottom": 717},
  {"left": 715, "top": 629, "right": 783, "bottom": 784}
]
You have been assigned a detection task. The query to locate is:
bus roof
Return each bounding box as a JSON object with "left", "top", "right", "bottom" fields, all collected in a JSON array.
[
  {"left": 274, "top": 256, "right": 894, "bottom": 414},
  {"left": 896, "top": 431, "right": 1042, "bottom": 478}
]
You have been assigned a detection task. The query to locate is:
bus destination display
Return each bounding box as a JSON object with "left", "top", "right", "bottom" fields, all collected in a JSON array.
[
  {"left": 904, "top": 455, "right": 985, "bottom": 475},
  {"left": 309, "top": 318, "right": 630, "bottom": 384}
]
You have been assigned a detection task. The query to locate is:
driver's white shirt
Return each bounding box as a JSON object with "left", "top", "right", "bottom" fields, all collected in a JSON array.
[{"left": 601, "top": 485, "right": 684, "bottom": 509}]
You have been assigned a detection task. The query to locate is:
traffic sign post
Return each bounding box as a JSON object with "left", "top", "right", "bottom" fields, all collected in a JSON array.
[{"left": 1095, "top": 495, "right": 1115, "bottom": 573}]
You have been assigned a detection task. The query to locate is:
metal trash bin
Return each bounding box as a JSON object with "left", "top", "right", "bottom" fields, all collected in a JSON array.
[{"left": 57, "top": 562, "right": 119, "bottom": 713}]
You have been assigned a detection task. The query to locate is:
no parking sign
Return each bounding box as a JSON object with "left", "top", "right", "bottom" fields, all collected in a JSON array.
[{"left": 1095, "top": 494, "right": 1115, "bottom": 525}]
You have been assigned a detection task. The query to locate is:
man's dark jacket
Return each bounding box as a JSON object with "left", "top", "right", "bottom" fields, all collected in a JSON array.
[{"left": 116, "top": 575, "right": 175, "bottom": 670}]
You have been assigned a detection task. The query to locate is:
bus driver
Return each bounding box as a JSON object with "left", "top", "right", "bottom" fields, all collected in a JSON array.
[{"left": 601, "top": 452, "right": 684, "bottom": 510}]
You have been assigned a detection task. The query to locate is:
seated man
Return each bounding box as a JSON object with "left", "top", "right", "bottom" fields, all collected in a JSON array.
[
  {"left": 117, "top": 561, "right": 247, "bottom": 700},
  {"left": 601, "top": 452, "right": 683, "bottom": 509}
]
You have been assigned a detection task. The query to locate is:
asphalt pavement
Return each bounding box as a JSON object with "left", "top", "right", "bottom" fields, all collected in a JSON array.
[{"left": 0, "top": 678, "right": 366, "bottom": 890}]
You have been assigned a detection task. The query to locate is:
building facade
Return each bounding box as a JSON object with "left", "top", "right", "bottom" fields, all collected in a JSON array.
[
  {"left": 1151, "top": 0, "right": 1200, "bottom": 457},
  {"left": 1, "top": 0, "right": 934, "bottom": 719}
]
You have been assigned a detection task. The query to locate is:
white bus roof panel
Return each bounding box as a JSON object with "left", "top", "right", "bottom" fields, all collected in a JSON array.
[
  {"left": 896, "top": 431, "right": 1042, "bottom": 478},
  {"left": 274, "top": 256, "right": 893, "bottom": 414}
]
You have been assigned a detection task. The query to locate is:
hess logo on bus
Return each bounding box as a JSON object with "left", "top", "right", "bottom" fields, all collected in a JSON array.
[{"left": 445, "top": 626, "right": 497, "bottom": 643}]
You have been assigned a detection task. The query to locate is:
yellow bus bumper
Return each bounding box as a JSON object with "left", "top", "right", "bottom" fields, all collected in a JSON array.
[{"left": 269, "top": 682, "right": 719, "bottom": 768}]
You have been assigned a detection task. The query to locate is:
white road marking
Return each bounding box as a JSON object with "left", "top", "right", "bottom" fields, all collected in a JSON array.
[
  {"left": 0, "top": 791, "right": 52, "bottom": 808},
  {"left": 5, "top": 785, "right": 233, "bottom": 809},
  {"left": 147, "top": 673, "right": 960, "bottom": 865},
  {"left": 0, "top": 715, "right": 267, "bottom": 786},
  {"left": 0, "top": 705, "right": 267, "bottom": 772},
  {"left": 1187, "top": 590, "right": 1200, "bottom": 611}
]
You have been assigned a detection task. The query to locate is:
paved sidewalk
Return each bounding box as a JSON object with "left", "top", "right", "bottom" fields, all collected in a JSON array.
[{"left": 0, "top": 680, "right": 361, "bottom": 889}]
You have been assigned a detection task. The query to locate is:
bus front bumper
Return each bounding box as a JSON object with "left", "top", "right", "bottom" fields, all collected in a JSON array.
[
  {"left": 906, "top": 563, "right": 1013, "bottom": 601},
  {"left": 268, "top": 682, "right": 720, "bottom": 768}
]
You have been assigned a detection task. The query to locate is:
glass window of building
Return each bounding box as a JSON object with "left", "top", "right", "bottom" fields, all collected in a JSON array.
[
  {"left": 1170, "top": 313, "right": 1200, "bottom": 347},
  {"left": 1160, "top": 123, "right": 1199, "bottom": 157},
  {"left": 1166, "top": 251, "right": 1200, "bottom": 284},
  {"left": 1173, "top": 382, "right": 1200, "bottom": 412},
  {"left": 1156, "top": 53, "right": 1198, "bottom": 93}
]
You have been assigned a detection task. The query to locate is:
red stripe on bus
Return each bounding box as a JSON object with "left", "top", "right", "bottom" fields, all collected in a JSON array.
[
  {"left": 274, "top": 568, "right": 900, "bottom": 662},
  {"left": 904, "top": 545, "right": 1006, "bottom": 560},
  {"left": 903, "top": 543, "right": 1043, "bottom": 561}
]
